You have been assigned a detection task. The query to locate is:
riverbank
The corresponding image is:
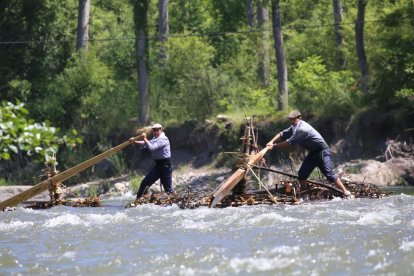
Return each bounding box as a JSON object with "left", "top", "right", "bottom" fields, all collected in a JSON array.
[
  {"left": 1, "top": 151, "right": 413, "bottom": 203},
  {"left": 1, "top": 109, "right": 413, "bottom": 204}
]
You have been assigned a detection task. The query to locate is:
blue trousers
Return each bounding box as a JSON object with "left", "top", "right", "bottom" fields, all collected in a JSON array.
[
  {"left": 298, "top": 149, "right": 338, "bottom": 182},
  {"left": 136, "top": 159, "right": 173, "bottom": 198}
]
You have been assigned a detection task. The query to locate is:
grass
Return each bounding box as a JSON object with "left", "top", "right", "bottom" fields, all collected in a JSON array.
[
  {"left": 89, "top": 185, "right": 97, "bottom": 197},
  {"left": 129, "top": 174, "right": 144, "bottom": 193},
  {"left": 0, "top": 178, "right": 9, "bottom": 186},
  {"left": 0, "top": 178, "right": 16, "bottom": 186}
]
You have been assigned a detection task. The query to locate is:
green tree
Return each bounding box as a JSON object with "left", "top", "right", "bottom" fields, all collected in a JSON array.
[
  {"left": 369, "top": 0, "right": 414, "bottom": 108},
  {"left": 150, "top": 36, "right": 217, "bottom": 121},
  {"left": 0, "top": 0, "right": 77, "bottom": 105},
  {"left": 290, "top": 56, "right": 357, "bottom": 116},
  {"left": 132, "top": 0, "right": 150, "bottom": 125},
  {"left": 271, "top": 0, "right": 288, "bottom": 111}
]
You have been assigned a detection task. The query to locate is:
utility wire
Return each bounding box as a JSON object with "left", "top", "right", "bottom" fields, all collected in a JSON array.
[{"left": 0, "top": 17, "right": 411, "bottom": 46}]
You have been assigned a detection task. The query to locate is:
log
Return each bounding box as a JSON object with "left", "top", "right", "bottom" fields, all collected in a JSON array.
[
  {"left": 0, "top": 136, "right": 141, "bottom": 210},
  {"left": 248, "top": 146, "right": 271, "bottom": 166},
  {"left": 209, "top": 146, "right": 271, "bottom": 208}
]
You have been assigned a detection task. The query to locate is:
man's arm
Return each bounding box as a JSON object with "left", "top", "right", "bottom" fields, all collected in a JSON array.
[
  {"left": 266, "top": 132, "right": 290, "bottom": 149},
  {"left": 129, "top": 133, "right": 146, "bottom": 145},
  {"left": 272, "top": 141, "right": 290, "bottom": 149},
  {"left": 266, "top": 133, "right": 281, "bottom": 147},
  {"left": 145, "top": 135, "right": 169, "bottom": 151}
]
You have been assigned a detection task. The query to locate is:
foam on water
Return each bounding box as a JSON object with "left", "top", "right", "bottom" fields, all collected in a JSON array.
[
  {"left": 180, "top": 218, "right": 218, "bottom": 231},
  {"left": 42, "top": 211, "right": 131, "bottom": 228},
  {"left": 61, "top": 251, "right": 77, "bottom": 259},
  {"left": 246, "top": 212, "right": 298, "bottom": 225},
  {"left": 399, "top": 240, "right": 414, "bottom": 252},
  {"left": 356, "top": 211, "right": 401, "bottom": 225},
  {"left": 228, "top": 256, "right": 294, "bottom": 273},
  {"left": 0, "top": 221, "right": 34, "bottom": 231},
  {"left": 83, "top": 212, "right": 132, "bottom": 224},
  {"left": 44, "top": 213, "right": 85, "bottom": 227},
  {"left": 1, "top": 194, "right": 414, "bottom": 275}
]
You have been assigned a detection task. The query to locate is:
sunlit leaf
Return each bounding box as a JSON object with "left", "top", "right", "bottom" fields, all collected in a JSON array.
[
  {"left": 8, "top": 145, "right": 18, "bottom": 153},
  {"left": 1, "top": 152, "right": 10, "bottom": 160}
]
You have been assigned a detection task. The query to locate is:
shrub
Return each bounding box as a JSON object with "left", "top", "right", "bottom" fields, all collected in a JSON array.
[
  {"left": 290, "top": 56, "right": 359, "bottom": 117},
  {"left": 0, "top": 101, "right": 81, "bottom": 162}
]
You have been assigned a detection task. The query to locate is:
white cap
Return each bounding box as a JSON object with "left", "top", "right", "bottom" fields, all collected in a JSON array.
[{"left": 151, "top": 123, "right": 162, "bottom": 129}]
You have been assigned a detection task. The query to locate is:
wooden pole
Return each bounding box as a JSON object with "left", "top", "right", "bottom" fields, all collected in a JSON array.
[
  {"left": 251, "top": 165, "right": 344, "bottom": 194},
  {"left": 0, "top": 136, "right": 142, "bottom": 210}
]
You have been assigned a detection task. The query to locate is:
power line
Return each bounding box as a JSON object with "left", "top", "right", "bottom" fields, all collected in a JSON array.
[{"left": 0, "top": 18, "right": 411, "bottom": 46}]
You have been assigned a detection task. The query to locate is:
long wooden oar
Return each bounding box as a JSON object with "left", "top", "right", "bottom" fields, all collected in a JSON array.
[
  {"left": 0, "top": 135, "right": 142, "bottom": 210},
  {"left": 209, "top": 145, "right": 272, "bottom": 208}
]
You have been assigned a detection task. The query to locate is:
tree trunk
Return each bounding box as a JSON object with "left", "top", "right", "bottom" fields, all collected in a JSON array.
[
  {"left": 332, "top": 0, "right": 346, "bottom": 70},
  {"left": 246, "top": 0, "right": 256, "bottom": 28},
  {"left": 257, "top": 2, "right": 270, "bottom": 87},
  {"left": 355, "top": 0, "right": 370, "bottom": 95},
  {"left": 271, "top": 0, "right": 288, "bottom": 111},
  {"left": 76, "top": 0, "right": 90, "bottom": 51},
  {"left": 133, "top": 1, "right": 150, "bottom": 125},
  {"left": 158, "top": 0, "right": 169, "bottom": 63}
]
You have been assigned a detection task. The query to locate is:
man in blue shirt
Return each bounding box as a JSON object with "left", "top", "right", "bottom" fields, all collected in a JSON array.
[
  {"left": 130, "top": 123, "right": 174, "bottom": 198},
  {"left": 266, "top": 110, "right": 352, "bottom": 198}
]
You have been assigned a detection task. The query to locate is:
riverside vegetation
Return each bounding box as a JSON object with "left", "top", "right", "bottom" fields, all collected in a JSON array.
[{"left": 0, "top": 0, "right": 413, "bottom": 189}]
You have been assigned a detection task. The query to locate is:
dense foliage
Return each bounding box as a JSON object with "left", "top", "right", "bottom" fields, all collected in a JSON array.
[
  {"left": 0, "top": 0, "right": 413, "bottom": 182},
  {"left": 0, "top": 101, "right": 81, "bottom": 174}
]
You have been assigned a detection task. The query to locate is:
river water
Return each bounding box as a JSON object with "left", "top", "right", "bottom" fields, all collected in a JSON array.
[{"left": 1, "top": 190, "right": 414, "bottom": 275}]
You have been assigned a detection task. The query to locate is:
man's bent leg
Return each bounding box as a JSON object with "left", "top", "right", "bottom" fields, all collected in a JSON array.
[
  {"left": 136, "top": 166, "right": 161, "bottom": 198},
  {"left": 298, "top": 152, "right": 318, "bottom": 192},
  {"left": 319, "top": 149, "right": 351, "bottom": 195},
  {"left": 160, "top": 163, "right": 174, "bottom": 193}
]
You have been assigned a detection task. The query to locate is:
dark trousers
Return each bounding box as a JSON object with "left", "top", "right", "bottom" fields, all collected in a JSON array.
[
  {"left": 136, "top": 159, "right": 173, "bottom": 198},
  {"left": 298, "top": 149, "right": 338, "bottom": 182}
]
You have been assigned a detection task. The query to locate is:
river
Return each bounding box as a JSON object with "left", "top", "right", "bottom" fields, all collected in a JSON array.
[{"left": 1, "top": 189, "right": 414, "bottom": 275}]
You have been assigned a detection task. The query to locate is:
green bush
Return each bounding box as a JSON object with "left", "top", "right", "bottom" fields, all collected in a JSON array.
[
  {"left": 150, "top": 35, "right": 217, "bottom": 122},
  {"left": 0, "top": 178, "right": 9, "bottom": 186},
  {"left": 0, "top": 101, "right": 81, "bottom": 163},
  {"left": 290, "top": 56, "right": 359, "bottom": 116}
]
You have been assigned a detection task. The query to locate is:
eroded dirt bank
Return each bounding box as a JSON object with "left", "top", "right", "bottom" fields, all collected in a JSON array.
[{"left": 2, "top": 109, "right": 413, "bottom": 202}]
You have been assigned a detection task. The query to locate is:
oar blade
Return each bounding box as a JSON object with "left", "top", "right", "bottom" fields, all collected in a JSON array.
[
  {"left": 209, "top": 145, "right": 272, "bottom": 208},
  {"left": 209, "top": 168, "right": 246, "bottom": 208}
]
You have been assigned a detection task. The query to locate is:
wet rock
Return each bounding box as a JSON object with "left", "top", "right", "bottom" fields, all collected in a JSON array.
[
  {"left": 338, "top": 157, "right": 414, "bottom": 186},
  {"left": 114, "top": 182, "right": 128, "bottom": 193}
]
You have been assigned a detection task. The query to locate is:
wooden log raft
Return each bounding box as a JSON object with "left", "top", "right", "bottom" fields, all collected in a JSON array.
[{"left": 0, "top": 136, "right": 142, "bottom": 211}]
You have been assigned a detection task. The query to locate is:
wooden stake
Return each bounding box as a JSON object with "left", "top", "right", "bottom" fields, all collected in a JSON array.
[{"left": 247, "top": 165, "right": 277, "bottom": 203}]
